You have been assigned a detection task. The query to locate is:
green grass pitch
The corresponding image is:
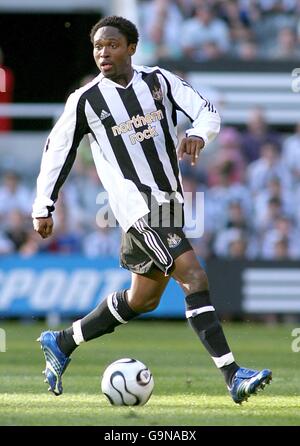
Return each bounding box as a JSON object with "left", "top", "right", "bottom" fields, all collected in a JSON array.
[{"left": 0, "top": 320, "right": 299, "bottom": 426}]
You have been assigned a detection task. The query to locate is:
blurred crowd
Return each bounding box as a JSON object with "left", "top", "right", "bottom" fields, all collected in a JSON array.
[
  {"left": 0, "top": 108, "right": 299, "bottom": 261},
  {"left": 0, "top": 1, "right": 299, "bottom": 261},
  {"left": 138, "top": 0, "right": 300, "bottom": 62}
]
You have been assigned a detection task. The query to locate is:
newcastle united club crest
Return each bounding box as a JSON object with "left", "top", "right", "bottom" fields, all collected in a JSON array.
[
  {"left": 152, "top": 85, "right": 163, "bottom": 102},
  {"left": 167, "top": 233, "right": 182, "bottom": 248}
]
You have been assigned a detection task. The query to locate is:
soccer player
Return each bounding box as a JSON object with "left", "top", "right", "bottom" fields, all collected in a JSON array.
[{"left": 32, "top": 16, "right": 272, "bottom": 404}]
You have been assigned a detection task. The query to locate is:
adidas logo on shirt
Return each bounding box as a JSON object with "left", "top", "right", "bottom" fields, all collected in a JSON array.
[{"left": 100, "top": 110, "right": 111, "bottom": 120}]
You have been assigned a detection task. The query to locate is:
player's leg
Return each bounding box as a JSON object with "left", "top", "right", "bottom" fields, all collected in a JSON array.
[
  {"left": 126, "top": 268, "right": 170, "bottom": 313},
  {"left": 60, "top": 268, "right": 170, "bottom": 353},
  {"left": 38, "top": 268, "right": 169, "bottom": 395},
  {"left": 172, "top": 249, "right": 272, "bottom": 403},
  {"left": 172, "top": 249, "right": 239, "bottom": 386}
]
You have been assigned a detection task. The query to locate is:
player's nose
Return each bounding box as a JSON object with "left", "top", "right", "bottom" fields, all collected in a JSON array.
[{"left": 100, "top": 45, "right": 111, "bottom": 57}]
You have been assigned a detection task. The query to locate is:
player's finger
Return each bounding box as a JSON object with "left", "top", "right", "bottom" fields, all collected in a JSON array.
[
  {"left": 46, "top": 227, "right": 53, "bottom": 237},
  {"left": 193, "top": 145, "right": 201, "bottom": 164},
  {"left": 39, "top": 226, "right": 47, "bottom": 238},
  {"left": 178, "top": 140, "right": 186, "bottom": 160},
  {"left": 185, "top": 140, "right": 192, "bottom": 156},
  {"left": 192, "top": 140, "right": 204, "bottom": 165},
  {"left": 190, "top": 141, "right": 198, "bottom": 166},
  {"left": 43, "top": 223, "right": 52, "bottom": 236},
  {"left": 34, "top": 221, "right": 48, "bottom": 239}
]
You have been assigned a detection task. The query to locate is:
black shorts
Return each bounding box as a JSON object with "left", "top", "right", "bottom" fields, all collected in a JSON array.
[{"left": 120, "top": 201, "right": 192, "bottom": 276}]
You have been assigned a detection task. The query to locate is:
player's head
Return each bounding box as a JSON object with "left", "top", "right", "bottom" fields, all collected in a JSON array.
[{"left": 90, "top": 16, "right": 138, "bottom": 80}]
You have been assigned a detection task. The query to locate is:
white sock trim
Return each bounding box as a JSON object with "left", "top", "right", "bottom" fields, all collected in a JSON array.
[
  {"left": 72, "top": 320, "right": 84, "bottom": 345},
  {"left": 185, "top": 305, "right": 215, "bottom": 318},
  {"left": 212, "top": 352, "right": 235, "bottom": 368},
  {"left": 107, "top": 293, "right": 127, "bottom": 324}
]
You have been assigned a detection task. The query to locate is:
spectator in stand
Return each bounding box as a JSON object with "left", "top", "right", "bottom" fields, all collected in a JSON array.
[
  {"left": 206, "top": 161, "right": 252, "bottom": 234},
  {"left": 181, "top": 4, "right": 230, "bottom": 60},
  {"left": 68, "top": 161, "right": 107, "bottom": 231},
  {"left": 19, "top": 231, "right": 44, "bottom": 256},
  {"left": 273, "top": 236, "right": 290, "bottom": 260},
  {"left": 218, "top": 0, "right": 253, "bottom": 55},
  {"left": 247, "top": 141, "right": 291, "bottom": 195},
  {"left": 248, "top": 0, "right": 298, "bottom": 56},
  {"left": 213, "top": 200, "right": 258, "bottom": 259},
  {"left": 82, "top": 225, "right": 120, "bottom": 258},
  {"left": 228, "top": 237, "right": 248, "bottom": 259},
  {"left": 255, "top": 196, "right": 283, "bottom": 234},
  {"left": 0, "top": 47, "right": 14, "bottom": 132},
  {"left": 270, "top": 27, "right": 300, "bottom": 59},
  {"left": 136, "top": 0, "right": 300, "bottom": 62},
  {"left": 46, "top": 199, "right": 83, "bottom": 254},
  {"left": 5, "top": 209, "right": 29, "bottom": 251},
  {"left": 214, "top": 227, "right": 249, "bottom": 258},
  {"left": 236, "top": 38, "right": 260, "bottom": 60},
  {"left": 0, "top": 230, "right": 14, "bottom": 254},
  {"left": 207, "top": 126, "right": 246, "bottom": 186},
  {"left": 253, "top": 176, "right": 294, "bottom": 224},
  {"left": 0, "top": 171, "right": 32, "bottom": 226},
  {"left": 261, "top": 215, "right": 300, "bottom": 259},
  {"left": 241, "top": 107, "right": 281, "bottom": 163},
  {"left": 138, "top": 0, "right": 193, "bottom": 62},
  {"left": 226, "top": 200, "right": 249, "bottom": 230},
  {"left": 282, "top": 122, "right": 300, "bottom": 187}
]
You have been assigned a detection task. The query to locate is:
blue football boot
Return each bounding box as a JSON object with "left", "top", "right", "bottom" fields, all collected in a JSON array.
[
  {"left": 229, "top": 367, "right": 272, "bottom": 404},
  {"left": 37, "top": 331, "right": 71, "bottom": 396}
]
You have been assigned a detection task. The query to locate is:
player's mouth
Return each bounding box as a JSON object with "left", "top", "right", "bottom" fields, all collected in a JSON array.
[{"left": 100, "top": 62, "right": 113, "bottom": 72}]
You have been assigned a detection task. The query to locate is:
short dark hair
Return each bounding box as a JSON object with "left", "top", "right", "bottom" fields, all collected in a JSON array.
[{"left": 90, "top": 16, "right": 139, "bottom": 45}]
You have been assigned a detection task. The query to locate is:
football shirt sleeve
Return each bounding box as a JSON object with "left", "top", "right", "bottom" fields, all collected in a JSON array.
[
  {"left": 158, "top": 67, "right": 221, "bottom": 147},
  {"left": 32, "top": 92, "right": 88, "bottom": 218}
]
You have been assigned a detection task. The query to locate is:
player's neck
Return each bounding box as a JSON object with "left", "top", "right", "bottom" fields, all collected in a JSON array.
[{"left": 110, "top": 67, "right": 134, "bottom": 88}]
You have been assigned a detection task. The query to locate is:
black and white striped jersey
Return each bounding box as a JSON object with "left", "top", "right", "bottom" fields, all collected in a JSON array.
[{"left": 32, "top": 64, "right": 220, "bottom": 231}]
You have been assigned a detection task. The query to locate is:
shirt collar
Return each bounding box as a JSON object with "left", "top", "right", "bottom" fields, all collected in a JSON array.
[{"left": 98, "top": 69, "right": 138, "bottom": 88}]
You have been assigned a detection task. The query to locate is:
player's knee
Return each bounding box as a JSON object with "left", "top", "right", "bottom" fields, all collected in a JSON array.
[
  {"left": 142, "top": 296, "right": 160, "bottom": 313},
  {"left": 128, "top": 294, "right": 160, "bottom": 313},
  {"left": 181, "top": 268, "right": 209, "bottom": 295}
]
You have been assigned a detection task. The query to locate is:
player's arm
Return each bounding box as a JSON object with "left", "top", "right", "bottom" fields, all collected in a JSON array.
[
  {"left": 158, "top": 68, "right": 221, "bottom": 165},
  {"left": 32, "top": 92, "right": 88, "bottom": 239}
]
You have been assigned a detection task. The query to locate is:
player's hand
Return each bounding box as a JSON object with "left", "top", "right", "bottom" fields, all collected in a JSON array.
[
  {"left": 33, "top": 217, "right": 54, "bottom": 239},
  {"left": 178, "top": 136, "right": 205, "bottom": 166}
]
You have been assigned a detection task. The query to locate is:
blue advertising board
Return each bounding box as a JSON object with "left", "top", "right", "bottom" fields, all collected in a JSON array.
[{"left": 0, "top": 255, "right": 185, "bottom": 318}]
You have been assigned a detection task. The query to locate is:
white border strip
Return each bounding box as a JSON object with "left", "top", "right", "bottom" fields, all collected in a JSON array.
[
  {"left": 107, "top": 293, "right": 127, "bottom": 324},
  {"left": 212, "top": 352, "right": 235, "bottom": 368},
  {"left": 185, "top": 305, "right": 215, "bottom": 318},
  {"left": 141, "top": 217, "right": 174, "bottom": 272},
  {"left": 134, "top": 220, "right": 168, "bottom": 264},
  {"left": 72, "top": 320, "right": 85, "bottom": 345}
]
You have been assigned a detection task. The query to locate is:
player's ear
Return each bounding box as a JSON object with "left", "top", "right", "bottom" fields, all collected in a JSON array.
[{"left": 128, "top": 43, "right": 137, "bottom": 56}]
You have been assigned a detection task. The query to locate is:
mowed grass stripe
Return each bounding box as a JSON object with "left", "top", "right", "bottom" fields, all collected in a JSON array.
[{"left": 0, "top": 321, "right": 299, "bottom": 425}]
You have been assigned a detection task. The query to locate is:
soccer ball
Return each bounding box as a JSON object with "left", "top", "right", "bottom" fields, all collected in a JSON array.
[{"left": 101, "top": 358, "right": 154, "bottom": 406}]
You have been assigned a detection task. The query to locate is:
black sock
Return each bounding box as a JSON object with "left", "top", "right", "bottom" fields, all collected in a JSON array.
[
  {"left": 57, "top": 327, "right": 77, "bottom": 357},
  {"left": 57, "top": 290, "right": 138, "bottom": 357},
  {"left": 185, "top": 290, "right": 239, "bottom": 386},
  {"left": 220, "top": 362, "right": 240, "bottom": 387}
]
